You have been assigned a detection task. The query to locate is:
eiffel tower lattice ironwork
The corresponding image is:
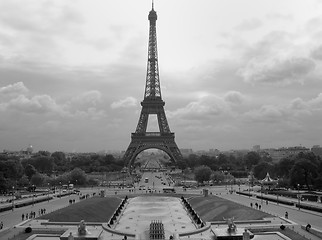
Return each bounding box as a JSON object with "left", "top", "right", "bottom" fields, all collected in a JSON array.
[{"left": 123, "top": 3, "right": 182, "bottom": 167}]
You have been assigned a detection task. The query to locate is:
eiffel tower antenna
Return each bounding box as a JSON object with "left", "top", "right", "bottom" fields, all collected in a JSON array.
[{"left": 123, "top": 3, "right": 182, "bottom": 169}]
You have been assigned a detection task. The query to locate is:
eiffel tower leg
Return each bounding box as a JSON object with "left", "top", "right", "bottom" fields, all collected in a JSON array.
[{"left": 123, "top": 141, "right": 140, "bottom": 168}]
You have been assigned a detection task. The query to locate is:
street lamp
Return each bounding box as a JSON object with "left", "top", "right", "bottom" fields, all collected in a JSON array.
[
  {"left": 248, "top": 180, "right": 250, "bottom": 198},
  {"left": 32, "top": 186, "right": 35, "bottom": 207},
  {"left": 261, "top": 183, "right": 263, "bottom": 205},
  {"left": 48, "top": 183, "right": 50, "bottom": 202},
  {"left": 297, "top": 184, "right": 300, "bottom": 210},
  {"left": 12, "top": 186, "right": 15, "bottom": 211},
  {"left": 68, "top": 181, "right": 71, "bottom": 198},
  {"left": 59, "top": 182, "right": 62, "bottom": 198},
  {"left": 277, "top": 194, "right": 279, "bottom": 205}
]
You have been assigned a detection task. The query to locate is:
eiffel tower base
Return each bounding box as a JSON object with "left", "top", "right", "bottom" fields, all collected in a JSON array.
[{"left": 123, "top": 133, "right": 182, "bottom": 169}]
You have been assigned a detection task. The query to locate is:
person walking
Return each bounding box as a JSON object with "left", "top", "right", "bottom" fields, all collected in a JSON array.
[
  {"left": 243, "top": 229, "right": 250, "bottom": 240},
  {"left": 285, "top": 211, "right": 288, "bottom": 219},
  {"left": 21, "top": 213, "right": 25, "bottom": 221}
]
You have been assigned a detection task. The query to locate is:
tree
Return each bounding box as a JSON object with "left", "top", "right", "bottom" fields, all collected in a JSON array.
[
  {"left": 194, "top": 165, "right": 212, "bottom": 183},
  {"left": 0, "top": 159, "right": 24, "bottom": 180},
  {"left": 253, "top": 162, "right": 273, "bottom": 180},
  {"left": 276, "top": 157, "right": 295, "bottom": 179},
  {"left": 176, "top": 159, "right": 188, "bottom": 170},
  {"left": 289, "top": 159, "right": 318, "bottom": 190},
  {"left": 51, "top": 151, "right": 66, "bottom": 167},
  {"left": 211, "top": 171, "right": 225, "bottom": 183},
  {"left": 244, "top": 151, "right": 261, "bottom": 170},
  {"left": 30, "top": 172, "right": 45, "bottom": 186},
  {"left": 69, "top": 168, "right": 87, "bottom": 185},
  {"left": 25, "top": 164, "right": 37, "bottom": 180},
  {"left": 34, "top": 156, "right": 55, "bottom": 174},
  {"left": 18, "top": 175, "right": 30, "bottom": 187}
]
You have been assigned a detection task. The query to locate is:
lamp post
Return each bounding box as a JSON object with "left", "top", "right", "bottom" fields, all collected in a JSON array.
[
  {"left": 277, "top": 194, "right": 279, "bottom": 205},
  {"left": 297, "top": 184, "right": 300, "bottom": 210},
  {"left": 68, "top": 181, "right": 71, "bottom": 199},
  {"left": 12, "top": 186, "right": 15, "bottom": 211},
  {"left": 59, "top": 182, "right": 61, "bottom": 198},
  {"left": 47, "top": 183, "right": 50, "bottom": 202},
  {"left": 248, "top": 180, "right": 250, "bottom": 198},
  {"left": 261, "top": 183, "right": 263, "bottom": 205}
]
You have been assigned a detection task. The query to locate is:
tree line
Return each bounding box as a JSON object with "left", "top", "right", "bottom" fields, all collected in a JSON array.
[
  {"left": 0, "top": 151, "right": 124, "bottom": 193},
  {"left": 178, "top": 151, "right": 322, "bottom": 190}
]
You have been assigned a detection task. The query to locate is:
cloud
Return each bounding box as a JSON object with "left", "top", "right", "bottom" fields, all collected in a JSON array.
[
  {"left": 111, "top": 97, "right": 138, "bottom": 109},
  {"left": 266, "top": 13, "right": 293, "bottom": 21},
  {"left": 0, "top": 1, "right": 84, "bottom": 35},
  {"left": 243, "top": 92, "right": 322, "bottom": 124},
  {"left": 238, "top": 57, "right": 315, "bottom": 85},
  {"left": 234, "top": 18, "right": 263, "bottom": 31},
  {"left": 224, "top": 91, "right": 246, "bottom": 105},
  {"left": 308, "top": 93, "right": 322, "bottom": 109},
  {"left": 310, "top": 45, "right": 322, "bottom": 60},
  {"left": 0, "top": 82, "right": 109, "bottom": 120},
  {"left": 168, "top": 94, "right": 229, "bottom": 121},
  {"left": 4, "top": 94, "right": 66, "bottom": 115},
  {"left": 243, "top": 105, "right": 284, "bottom": 123},
  {"left": 0, "top": 81, "right": 28, "bottom": 97},
  {"left": 71, "top": 90, "right": 102, "bottom": 106}
]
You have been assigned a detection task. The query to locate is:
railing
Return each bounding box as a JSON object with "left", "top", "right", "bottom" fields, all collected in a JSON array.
[{"left": 132, "top": 132, "right": 174, "bottom": 137}]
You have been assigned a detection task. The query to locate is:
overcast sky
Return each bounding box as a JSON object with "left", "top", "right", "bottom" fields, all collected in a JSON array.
[{"left": 1, "top": 0, "right": 322, "bottom": 153}]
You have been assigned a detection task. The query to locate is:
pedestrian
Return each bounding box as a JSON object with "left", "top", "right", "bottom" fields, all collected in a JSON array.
[
  {"left": 259, "top": 205, "right": 261, "bottom": 210},
  {"left": 22, "top": 213, "right": 25, "bottom": 221},
  {"left": 0, "top": 221, "right": 3, "bottom": 229},
  {"left": 26, "top": 213, "right": 28, "bottom": 219},
  {"left": 285, "top": 211, "right": 288, "bottom": 219},
  {"left": 68, "top": 232, "right": 74, "bottom": 240},
  {"left": 243, "top": 229, "right": 250, "bottom": 240},
  {"left": 266, "top": 200, "right": 268, "bottom": 205},
  {"left": 250, "top": 203, "right": 253, "bottom": 208}
]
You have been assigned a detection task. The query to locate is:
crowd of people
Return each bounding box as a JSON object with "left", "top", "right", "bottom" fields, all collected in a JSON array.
[{"left": 21, "top": 208, "right": 47, "bottom": 221}]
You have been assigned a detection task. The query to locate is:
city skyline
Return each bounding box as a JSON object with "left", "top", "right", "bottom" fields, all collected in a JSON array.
[{"left": 1, "top": 0, "right": 322, "bottom": 152}]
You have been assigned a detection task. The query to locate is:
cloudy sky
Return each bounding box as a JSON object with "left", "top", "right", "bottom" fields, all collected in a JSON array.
[{"left": 1, "top": 0, "right": 322, "bottom": 153}]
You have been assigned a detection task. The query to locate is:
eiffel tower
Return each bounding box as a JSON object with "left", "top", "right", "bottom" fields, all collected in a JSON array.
[{"left": 123, "top": 3, "right": 182, "bottom": 168}]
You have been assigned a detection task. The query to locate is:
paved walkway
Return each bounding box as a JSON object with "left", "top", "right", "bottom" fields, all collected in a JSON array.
[{"left": 217, "top": 191, "right": 322, "bottom": 240}]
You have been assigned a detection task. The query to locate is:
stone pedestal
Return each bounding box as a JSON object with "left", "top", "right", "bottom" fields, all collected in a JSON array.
[{"left": 60, "top": 229, "right": 103, "bottom": 240}]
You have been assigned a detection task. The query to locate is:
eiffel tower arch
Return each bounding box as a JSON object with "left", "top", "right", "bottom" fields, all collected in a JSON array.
[{"left": 123, "top": 3, "right": 182, "bottom": 168}]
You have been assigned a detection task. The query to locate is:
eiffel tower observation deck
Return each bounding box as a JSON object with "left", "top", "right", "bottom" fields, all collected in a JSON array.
[{"left": 123, "top": 2, "right": 182, "bottom": 168}]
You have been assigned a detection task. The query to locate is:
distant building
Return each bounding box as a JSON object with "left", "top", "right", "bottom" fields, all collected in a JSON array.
[
  {"left": 209, "top": 148, "right": 220, "bottom": 156},
  {"left": 264, "top": 146, "right": 310, "bottom": 162},
  {"left": 180, "top": 149, "right": 193, "bottom": 156},
  {"left": 253, "top": 145, "right": 260, "bottom": 152},
  {"left": 311, "top": 145, "right": 322, "bottom": 157}
]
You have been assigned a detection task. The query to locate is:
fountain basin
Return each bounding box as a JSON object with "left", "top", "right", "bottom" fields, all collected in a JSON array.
[{"left": 213, "top": 228, "right": 254, "bottom": 240}]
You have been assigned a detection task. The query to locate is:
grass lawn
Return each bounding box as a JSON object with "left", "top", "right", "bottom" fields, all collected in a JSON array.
[
  {"left": 38, "top": 197, "right": 122, "bottom": 222},
  {"left": 189, "top": 195, "right": 272, "bottom": 221}
]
